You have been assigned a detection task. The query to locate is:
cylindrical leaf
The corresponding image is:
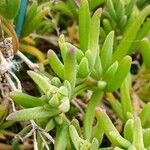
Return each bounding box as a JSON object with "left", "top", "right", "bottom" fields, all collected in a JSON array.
[
  {"left": 84, "top": 91, "right": 103, "bottom": 140},
  {"left": 69, "top": 125, "right": 82, "bottom": 150},
  {"left": 132, "top": 117, "right": 144, "bottom": 150},
  {"left": 88, "top": 8, "right": 101, "bottom": 53},
  {"left": 10, "top": 92, "right": 45, "bottom": 108},
  {"left": 100, "top": 31, "right": 114, "bottom": 72},
  {"left": 48, "top": 50, "right": 64, "bottom": 79},
  {"left": 140, "top": 38, "right": 150, "bottom": 69},
  {"left": 106, "top": 93, "right": 124, "bottom": 122},
  {"left": 113, "top": 5, "right": 150, "bottom": 61},
  {"left": 106, "top": 56, "right": 131, "bottom": 91},
  {"left": 95, "top": 107, "right": 130, "bottom": 147},
  {"left": 79, "top": 0, "right": 90, "bottom": 52},
  {"left": 123, "top": 119, "right": 134, "bottom": 142},
  {"left": 109, "top": 131, "right": 131, "bottom": 148},
  {"left": 143, "top": 128, "right": 150, "bottom": 148},
  {"left": 64, "top": 48, "right": 77, "bottom": 89},
  {"left": 106, "top": 0, "right": 116, "bottom": 20},
  {"left": 55, "top": 122, "right": 69, "bottom": 150},
  {"left": 139, "top": 102, "right": 150, "bottom": 126},
  {"left": 77, "top": 57, "right": 90, "bottom": 78},
  {"left": 7, "top": 106, "right": 60, "bottom": 121},
  {"left": 0, "top": 0, "right": 21, "bottom": 19},
  {"left": 120, "top": 75, "right": 133, "bottom": 120},
  {"left": 27, "top": 71, "right": 54, "bottom": 95},
  {"left": 103, "top": 19, "right": 112, "bottom": 34},
  {"left": 103, "top": 61, "right": 118, "bottom": 84}
]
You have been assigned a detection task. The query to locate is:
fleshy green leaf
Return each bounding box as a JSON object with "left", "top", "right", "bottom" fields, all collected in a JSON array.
[
  {"left": 109, "top": 131, "right": 131, "bottom": 148},
  {"left": 132, "top": 117, "right": 144, "bottom": 150},
  {"left": 52, "top": 1, "right": 74, "bottom": 18},
  {"left": 103, "top": 19, "right": 112, "bottom": 34},
  {"left": 77, "top": 57, "right": 90, "bottom": 78},
  {"left": 0, "top": 0, "right": 21, "bottom": 19},
  {"left": 125, "top": 0, "right": 136, "bottom": 16},
  {"left": 7, "top": 106, "right": 60, "bottom": 121},
  {"left": 113, "top": 5, "right": 150, "bottom": 61},
  {"left": 107, "top": 93, "right": 124, "bottom": 122},
  {"left": 64, "top": 48, "right": 77, "bottom": 89},
  {"left": 70, "top": 119, "right": 81, "bottom": 137},
  {"left": 45, "top": 119, "right": 55, "bottom": 132},
  {"left": 10, "top": 92, "right": 45, "bottom": 108},
  {"left": 93, "top": 53, "right": 103, "bottom": 79},
  {"left": 100, "top": 31, "right": 114, "bottom": 72},
  {"left": 106, "top": 0, "right": 116, "bottom": 20},
  {"left": 115, "top": 0, "right": 125, "bottom": 22},
  {"left": 140, "top": 38, "right": 150, "bottom": 69},
  {"left": 79, "top": 0, "right": 90, "bottom": 52},
  {"left": 22, "top": 9, "right": 45, "bottom": 36},
  {"left": 69, "top": 125, "right": 83, "bottom": 150},
  {"left": 66, "top": 42, "right": 84, "bottom": 63},
  {"left": 48, "top": 50, "right": 64, "bottom": 79},
  {"left": 123, "top": 119, "right": 134, "bottom": 142},
  {"left": 24, "top": 2, "right": 38, "bottom": 25},
  {"left": 95, "top": 107, "right": 130, "bottom": 148},
  {"left": 103, "top": 61, "right": 118, "bottom": 86},
  {"left": 90, "top": 138, "right": 99, "bottom": 150},
  {"left": 143, "top": 128, "right": 150, "bottom": 148},
  {"left": 88, "top": 8, "right": 101, "bottom": 53},
  {"left": 58, "top": 97, "right": 70, "bottom": 112},
  {"left": 27, "top": 71, "right": 53, "bottom": 95},
  {"left": 84, "top": 91, "right": 103, "bottom": 140},
  {"left": 139, "top": 102, "right": 150, "bottom": 126},
  {"left": 92, "top": 118, "right": 104, "bottom": 145},
  {"left": 106, "top": 56, "right": 131, "bottom": 91},
  {"left": 120, "top": 75, "right": 133, "bottom": 120},
  {"left": 55, "top": 122, "right": 69, "bottom": 150},
  {"left": 129, "top": 19, "right": 150, "bottom": 53},
  {"left": 59, "top": 34, "right": 68, "bottom": 62}
]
